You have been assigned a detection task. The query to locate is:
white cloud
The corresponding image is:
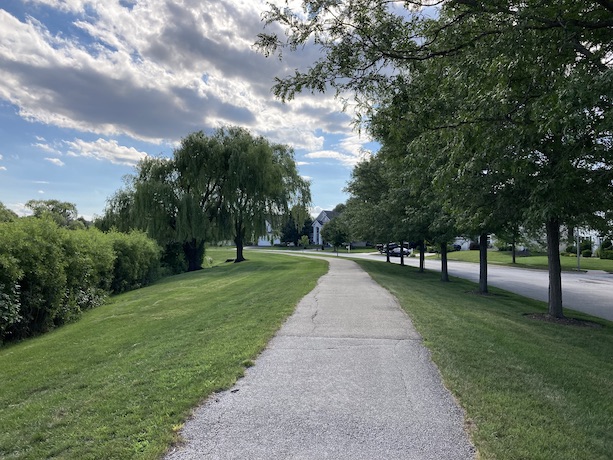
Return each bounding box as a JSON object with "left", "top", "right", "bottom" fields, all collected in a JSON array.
[
  {"left": 305, "top": 150, "right": 363, "bottom": 167},
  {"left": 6, "top": 202, "right": 32, "bottom": 216},
  {"left": 24, "top": 0, "right": 87, "bottom": 13},
  {"left": 0, "top": 2, "right": 358, "bottom": 150},
  {"left": 0, "top": 0, "right": 382, "bottom": 213},
  {"left": 0, "top": 166, "right": 6, "bottom": 171},
  {"left": 33, "top": 142, "right": 62, "bottom": 155},
  {"left": 310, "top": 206, "right": 323, "bottom": 218},
  {"left": 38, "top": 190, "right": 45, "bottom": 194},
  {"left": 64, "top": 138, "right": 147, "bottom": 165},
  {"left": 45, "top": 157, "right": 65, "bottom": 166}
]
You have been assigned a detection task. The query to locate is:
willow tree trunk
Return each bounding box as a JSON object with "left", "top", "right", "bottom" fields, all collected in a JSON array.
[
  {"left": 183, "top": 239, "right": 205, "bottom": 271},
  {"left": 440, "top": 242, "right": 449, "bottom": 282},
  {"left": 479, "top": 233, "right": 488, "bottom": 294},
  {"left": 234, "top": 221, "right": 246, "bottom": 263},
  {"left": 400, "top": 241, "right": 405, "bottom": 266},
  {"left": 546, "top": 218, "right": 564, "bottom": 318}
]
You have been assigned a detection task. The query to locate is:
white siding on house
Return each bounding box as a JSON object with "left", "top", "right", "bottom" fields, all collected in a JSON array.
[{"left": 312, "top": 210, "right": 338, "bottom": 246}]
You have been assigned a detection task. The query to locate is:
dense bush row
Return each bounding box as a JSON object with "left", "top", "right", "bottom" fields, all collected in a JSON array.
[{"left": 0, "top": 217, "right": 161, "bottom": 343}]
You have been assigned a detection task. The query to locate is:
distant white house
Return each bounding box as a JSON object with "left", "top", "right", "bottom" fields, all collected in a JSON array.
[
  {"left": 312, "top": 210, "right": 339, "bottom": 246},
  {"left": 257, "top": 221, "right": 281, "bottom": 246}
]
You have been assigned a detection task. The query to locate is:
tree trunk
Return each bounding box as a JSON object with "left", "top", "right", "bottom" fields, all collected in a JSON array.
[
  {"left": 234, "top": 222, "right": 246, "bottom": 263},
  {"left": 183, "top": 239, "right": 204, "bottom": 271},
  {"left": 419, "top": 240, "right": 425, "bottom": 272},
  {"left": 386, "top": 242, "right": 391, "bottom": 263},
  {"left": 546, "top": 218, "right": 564, "bottom": 318},
  {"left": 440, "top": 242, "right": 449, "bottom": 282},
  {"left": 479, "top": 233, "right": 488, "bottom": 294},
  {"left": 512, "top": 240, "right": 516, "bottom": 264},
  {"left": 400, "top": 241, "right": 405, "bottom": 266}
]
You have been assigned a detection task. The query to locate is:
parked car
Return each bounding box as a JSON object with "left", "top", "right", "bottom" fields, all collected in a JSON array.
[
  {"left": 390, "top": 247, "right": 410, "bottom": 257},
  {"left": 378, "top": 243, "right": 398, "bottom": 253}
]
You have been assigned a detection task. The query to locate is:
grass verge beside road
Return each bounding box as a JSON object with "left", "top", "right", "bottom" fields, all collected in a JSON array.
[
  {"left": 356, "top": 259, "right": 613, "bottom": 460},
  {"left": 445, "top": 249, "right": 613, "bottom": 271},
  {"left": 0, "top": 249, "right": 327, "bottom": 460}
]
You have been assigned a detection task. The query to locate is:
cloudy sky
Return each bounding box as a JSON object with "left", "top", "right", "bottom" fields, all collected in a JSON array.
[{"left": 0, "top": 0, "right": 378, "bottom": 219}]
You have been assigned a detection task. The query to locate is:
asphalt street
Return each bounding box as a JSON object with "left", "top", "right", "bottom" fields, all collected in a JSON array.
[
  {"left": 165, "top": 257, "right": 476, "bottom": 460},
  {"left": 329, "top": 251, "right": 613, "bottom": 322}
]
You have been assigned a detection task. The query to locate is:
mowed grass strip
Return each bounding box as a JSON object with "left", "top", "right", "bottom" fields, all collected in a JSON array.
[
  {"left": 0, "top": 249, "right": 328, "bottom": 460},
  {"left": 356, "top": 260, "right": 613, "bottom": 460},
  {"left": 445, "top": 249, "right": 613, "bottom": 272}
]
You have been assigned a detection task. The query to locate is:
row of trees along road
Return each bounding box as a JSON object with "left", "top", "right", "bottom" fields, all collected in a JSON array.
[
  {"left": 97, "top": 127, "right": 311, "bottom": 270},
  {"left": 257, "top": 0, "right": 613, "bottom": 318}
]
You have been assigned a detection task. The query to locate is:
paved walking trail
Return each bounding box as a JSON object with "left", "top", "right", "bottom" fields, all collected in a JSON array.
[{"left": 165, "top": 258, "right": 475, "bottom": 459}]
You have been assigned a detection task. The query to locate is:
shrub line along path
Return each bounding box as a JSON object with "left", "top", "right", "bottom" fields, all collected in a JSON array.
[{"left": 165, "top": 257, "right": 475, "bottom": 459}]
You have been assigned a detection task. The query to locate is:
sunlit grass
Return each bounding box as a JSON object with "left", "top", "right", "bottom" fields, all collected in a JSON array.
[
  {"left": 356, "top": 260, "right": 613, "bottom": 460},
  {"left": 445, "top": 249, "right": 613, "bottom": 272},
  {"left": 0, "top": 249, "right": 327, "bottom": 459}
]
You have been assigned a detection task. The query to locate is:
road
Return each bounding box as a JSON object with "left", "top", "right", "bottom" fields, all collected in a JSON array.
[{"left": 300, "top": 250, "right": 613, "bottom": 322}]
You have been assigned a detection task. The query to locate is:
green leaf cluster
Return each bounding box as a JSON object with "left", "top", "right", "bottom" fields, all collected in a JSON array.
[
  {"left": 0, "top": 212, "right": 161, "bottom": 343},
  {"left": 260, "top": 0, "right": 613, "bottom": 317},
  {"left": 99, "top": 126, "right": 310, "bottom": 268}
]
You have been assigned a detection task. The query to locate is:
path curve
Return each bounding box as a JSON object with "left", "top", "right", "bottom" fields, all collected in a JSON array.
[{"left": 165, "top": 257, "right": 475, "bottom": 459}]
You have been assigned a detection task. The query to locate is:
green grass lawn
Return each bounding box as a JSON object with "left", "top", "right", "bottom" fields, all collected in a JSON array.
[
  {"left": 356, "top": 259, "right": 613, "bottom": 460},
  {"left": 0, "top": 249, "right": 327, "bottom": 460},
  {"left": 444, "top": 249, "right": 613, "bottom": 272},
  {"left": 4, "top": 248, "right": 612, "bottom": 460}
]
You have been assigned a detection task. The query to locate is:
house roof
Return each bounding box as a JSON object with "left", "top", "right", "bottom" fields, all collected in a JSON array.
[{"left": 314, "top": 210, "right": 339, "bottom": 225}]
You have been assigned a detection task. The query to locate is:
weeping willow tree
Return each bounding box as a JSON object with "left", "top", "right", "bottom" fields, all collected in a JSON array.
[
  {"left": 100, "top": 127, "right": 310, "bottom": 269},
  {"left": 132, "top": 132, "right": 226, "bottom": 271},
  {"left": 216, "top": 126, "right": 311, "bottom": 262},
  {"left": 99, "top": 133, "right": 223, "bottom": 272}
]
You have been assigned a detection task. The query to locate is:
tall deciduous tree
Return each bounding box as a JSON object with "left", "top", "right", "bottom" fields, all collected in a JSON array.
[
  {"left": 0, "top": 202, "right": 18, "bottom": 222},
  {"left": 25, "top": 199, "right": 79, "bottom": 227},
  {"left": 101, "top": 132, "right": 226, "bottom": 272},
  {"left": 320, "top": 214, "right": 350, "bottom": 253},
  {"left": 258, "top": 0, "right": 613, "bottom": 317},
  {"left": 281, "top": 205, "right": 313, "bottom": 246},
  {"left": 100, "top": 128, "right": 310, "bottom": 268},
  {"left": 215, "top": 127, "right": 311, "bottom": 262}
]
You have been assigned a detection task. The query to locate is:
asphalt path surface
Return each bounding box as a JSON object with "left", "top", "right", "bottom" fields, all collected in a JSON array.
[
  {"left": 165, "top": 257, "right": 475, "bottom": 460},
  {"left": 329, "top": 251, "right": 613, "bottom": 322}
]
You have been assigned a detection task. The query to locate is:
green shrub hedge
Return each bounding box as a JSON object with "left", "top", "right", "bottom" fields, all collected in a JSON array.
[
  {"left": 0, "top": 218, "right": 161, "bottom": 343},
  {"left": 601, "top": 250, "right": 613, "bottom": 260},
  {"left": 108, "top": 230, "right": 161, "bottom": 294}
]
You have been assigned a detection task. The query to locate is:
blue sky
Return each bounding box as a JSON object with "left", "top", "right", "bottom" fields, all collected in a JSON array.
[{"left": 0, "top": 0, "right": 379, "bottom": 219}]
